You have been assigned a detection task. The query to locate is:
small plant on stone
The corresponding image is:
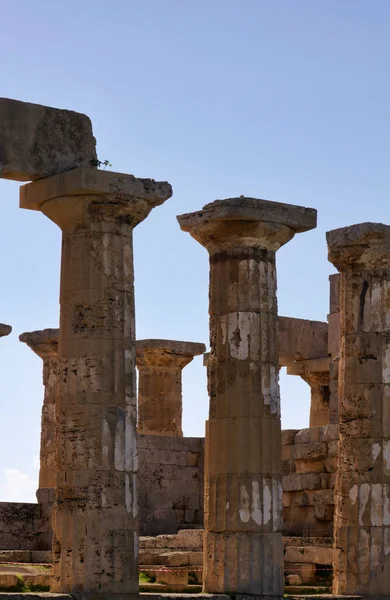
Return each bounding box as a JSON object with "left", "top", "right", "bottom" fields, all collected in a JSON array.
[{"left": 89, "top": 158, "right": 112, "bottom": 169}]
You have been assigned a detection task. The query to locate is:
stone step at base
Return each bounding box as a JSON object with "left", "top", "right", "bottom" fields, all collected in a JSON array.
[
  {"left": 0, "top": 592, "right": 365, "bottom": 600},
  {"left": 0, "top": 595, "right": 71, "bottom": 600},
  {"left": 140, "top": 583, "right": 203, "bottom": 593},
  {"left": 141, "top": 565, "right": 203, "bottom": 585},
  {"left": 0, "top": 572, "right": 50, "bottom": 590},
  {"left": 285, "top": 585, "right": 332, "bottom": 594},
  {"left": 140, "top": 529, "right": 203, "bottom": 551},
  {"left": 0, "top": 551, "right": 51, "bottom": 564},
  {"left": 140, "top": 549, "right": 203, "bottom": 566}
]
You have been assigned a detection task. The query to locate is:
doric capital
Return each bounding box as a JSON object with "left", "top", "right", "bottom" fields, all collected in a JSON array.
[
  {"left": 20, "top": 167, "right": 172, "bottom": 229},
  {"left": 0, "top": 323, "right": 11, "bottom": 338},
  {"left": 177, "top": 197, "right": 317, "bottom": 253},
  {"left": 327, "top": 222, "right": 390, "bottom": 273},
  {"left": 19, "top": 328, "right": 59, "bottom": 359},
  {"left": 136, "top": 339, "right": 206, "bottom": 369}
]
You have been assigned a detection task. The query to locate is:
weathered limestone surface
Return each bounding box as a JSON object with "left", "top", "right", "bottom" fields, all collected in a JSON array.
[
  {"left": 178, "top": 196, "right": 317, "bottom": 595},
  {"left": 282, "top": 424, "right": 338, "bottom": 537},
  {"left": 0, "top": 503, "right": 39, "bottom": 550},
  {"left": 328, "top": 273, "right": 341, "bottom": 424},
  {"left": 278, "top": 317, "right": 328, "bottom": 367},
  {"left": 0, "top": 324, "right": 11, "bottom": 337},
  {"left": 136, "top": 339, "right": 205, "bottom": 436},
  {"left": 0, "top": 98, "right": 96, "bottom": 181},
  {"left": 20, "top": 168, "right": 172, "bottom": 598},
  {"left": 327, "top": 222, "right": 390, "bottom": 596},
  {"left": 138, "top": 435, "right": 204, "bottom": 535},
  {"left": 19, "top": 328, "right": 59, "bottom": 551}
]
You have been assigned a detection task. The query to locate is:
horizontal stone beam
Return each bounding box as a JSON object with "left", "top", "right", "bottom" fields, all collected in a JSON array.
[
  {"left": 278, "top": 316, "right": 328, "bottom": 366},
  {"left": 286, "top": 357, "right": 331, "bottom": 377},
  {"left": 0, "top": 98, "right": 96, "bottom": 181}
]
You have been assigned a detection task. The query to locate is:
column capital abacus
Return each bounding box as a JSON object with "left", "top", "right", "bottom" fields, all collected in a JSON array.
[
  {"left": 136, "top": 339, "right": 206, "bottom": 369},
  {"left": 19, "top": 328, "right": 59, "bottom": 359},
  {"left": 20, "top": 167, "right": 172, "bottom": 229},
  {"left": 177, "top": 196, "right": 317, "bottom": 253},
  {"left": 327, "top": 222, "right": 390, "bottom": 273}
]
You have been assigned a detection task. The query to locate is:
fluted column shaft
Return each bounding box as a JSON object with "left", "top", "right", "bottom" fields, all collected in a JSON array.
[
  {"left": 328, "top": 223, "right": 390, "bottom": 596},
  {"left": 178, "top": 197, "right": 317, "bottom": 596},
  {"left": 20, "top": 328, "right": 59, "bottom": 550},
  {"left": 206, "top": 246, "right": 282, "bottom": 594},
  {"left": 20, "top": 168, "right": 172, "bottom": 598}
]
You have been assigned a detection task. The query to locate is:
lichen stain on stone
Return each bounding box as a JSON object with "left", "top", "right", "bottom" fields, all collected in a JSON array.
[
  {"left": 239, "top": 485, "right": 250, "bottom": 523},
  {"left": 263, "top": 483, "right": 272, "bottom": 525},
  {"left": 227, "top": 313, "right": 258, "bottom": 360},
  {"left": 102, "top": 234, "right": 112, "bottom": 277},
  {"left": 383, "top": 441, "right": 390, "bottom": 476},
  {"left": 114, "top": 408, "right": 126, "bottom": 471},
  {"left": 349, "top": 485, "right": 358, "bottom": 504},
  {"left": 372, "top": 443, "right": 381, "bottom": 463},
  {"left": 251, "top": 481, "right": 262, "bottom": 525},
  {"left": 384, "top": 484, "right": 390, "bottom": 526},
  {"left": 371, "top": 483, "right": 383, "bottom": 526},
  {"left": 220, "top": 317, "right": 227, "bottom": 346},
  {"left": 359, "top": 483, "right": 370, "bottom": 526},
  {"left": 383, "top": 344, "right": 390, "bottom": 384}
]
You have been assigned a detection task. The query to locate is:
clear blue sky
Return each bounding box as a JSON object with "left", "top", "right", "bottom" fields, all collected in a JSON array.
[{"left": 0, "top": 0, "right": 389, "bottom": 502}]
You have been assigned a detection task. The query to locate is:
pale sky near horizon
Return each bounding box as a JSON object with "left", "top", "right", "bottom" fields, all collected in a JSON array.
[{"left": 0, "top": 0, "right": 389, "bottom": 502}]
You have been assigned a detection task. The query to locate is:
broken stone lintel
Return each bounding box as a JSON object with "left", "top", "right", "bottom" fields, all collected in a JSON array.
[{"left": 0, "top": 97, "right": 97, "bottom": 182}]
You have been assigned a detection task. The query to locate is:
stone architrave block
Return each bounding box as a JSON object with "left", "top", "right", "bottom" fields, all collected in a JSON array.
[
  {"left": 0, "top": 97, "right": 97, "bottom": 181},
  {"left": 291, "top": 442, "right": 327, "bottom": 461}
]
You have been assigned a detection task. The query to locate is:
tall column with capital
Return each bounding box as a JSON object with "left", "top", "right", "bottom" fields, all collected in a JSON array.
[
  {"left": 327, "top": 223, "right": 390, "bottom": 596},
  {"left": 136, "top": 339, "right": 205, "bottom": 436},
  {"left": 20, "top": 167, "right": 172, "bottom": 598},
  {"left": 178, "top": 197, "right": 316, "bottom": 595},
  {"left": 20, "top": 328, "right": 59, "bottom": 549}
]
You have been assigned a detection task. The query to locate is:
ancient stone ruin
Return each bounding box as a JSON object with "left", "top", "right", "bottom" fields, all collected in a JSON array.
[{"left": 0, "top": 97, "right": 389, "bottom": 600}]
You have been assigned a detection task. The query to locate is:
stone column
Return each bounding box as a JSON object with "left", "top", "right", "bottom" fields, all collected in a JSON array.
[
  {"left": 287, "top": 358, "right": 331, "bottom": 427},
  {"left": 20, "top": 329, "right": 59, "bottom": 498},
  {"left": 136, "top": 339, "right": 205, "bottom": 436},
  {"left": 0, "top": 324, "right": 11, "bottom": 338},
  {"left": 327, "top": 223, "right": 390, "bottom": 596},
  {"left": 20, "top": 167, "right": 172, "bottom": 598},
  {"left": 178, "top": 197, "right": 317, "bottom": 595},
  {"left": 19, "top": 328, "right": 59, "bottom": 550}
]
